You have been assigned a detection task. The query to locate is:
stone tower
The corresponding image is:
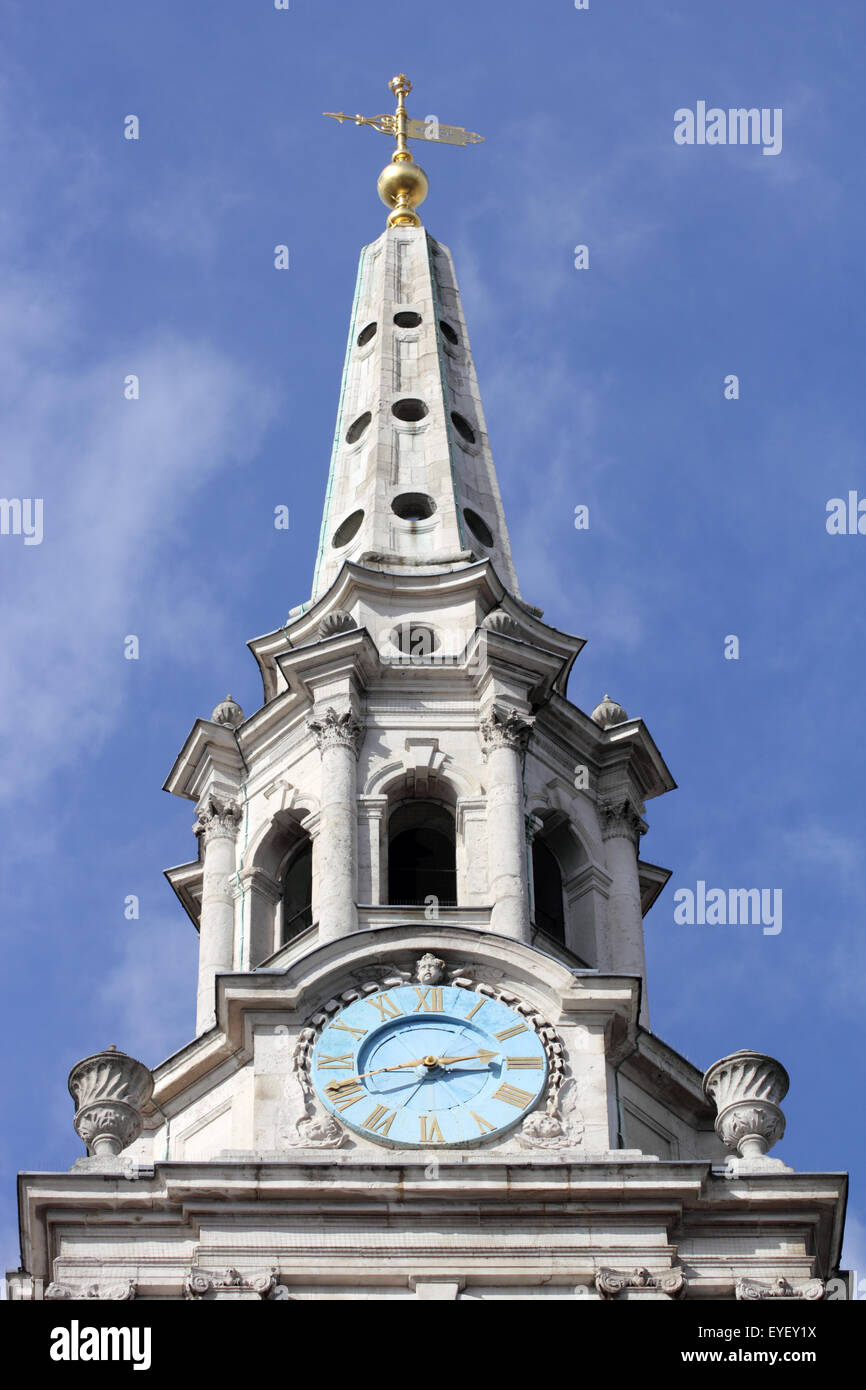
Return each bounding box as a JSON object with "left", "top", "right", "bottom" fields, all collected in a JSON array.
[{"left": 8, "top": 79, "right": 847, "bottom": 1304}]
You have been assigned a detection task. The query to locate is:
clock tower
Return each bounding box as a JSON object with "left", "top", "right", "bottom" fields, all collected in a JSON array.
[{"left": 9, "top": 77, "right": 848, "bottom": 1304}]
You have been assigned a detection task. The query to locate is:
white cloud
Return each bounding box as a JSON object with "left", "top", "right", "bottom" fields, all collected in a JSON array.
[
  {"left": 0, "top": 70, "right": 278, "bottom": 810},
  {"left": 0, "top": 316, "right": 276, "bottom": 806}
]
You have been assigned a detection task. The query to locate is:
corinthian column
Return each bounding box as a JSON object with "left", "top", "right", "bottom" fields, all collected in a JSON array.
[
  {"left": 194, "top": 794, "right": 242, "bottom": 1034},
  {"left": 481, "top": 706, "right": 533, "bottom": 942},
  {"left": 307, "top": 706, "right": 363, "bottom": 943},
  {"left": 598, "top": 798, "right": 649, "bottom": 1025}
]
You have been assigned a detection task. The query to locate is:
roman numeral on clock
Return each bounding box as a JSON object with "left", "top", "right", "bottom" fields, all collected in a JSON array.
[
  {"left": 413, "top": 987, "right": 443, "bottom": 1012},
  {"left": 366, "top": 993, "right": 402, "bottom": 1021},
  {"left": 471, "top": 1111, "right": 496, "bottom": 1134},
  {"left": 329, "top": 1018, "right": 367, "bottom": 1040},
  {"left": 419, "top": 1115, "right": 443, "bottom": 1143},
  {"left": 463, "top": 998, "right": 486, "bottom": 1021},
  {"left": 506, "top": 1057, "right": 543, "bottom": 1070},
  {"left": 362, "top": 1105, "right": 397, "bottom": 1136},
  {"left": 327, "top": 1079, "right": 366, "bottom": 1111},
  {"left": 494, "top": 1022, "right": 528, "bottom": 1041},
  {"left": 492, "top": 1082, "right": 534, "bottom": 1109},
  {"left": 316, "top": 1053, "right": 355, "bottom": 1071}
]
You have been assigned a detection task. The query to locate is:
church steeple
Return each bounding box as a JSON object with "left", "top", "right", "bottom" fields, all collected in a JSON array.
[
  {"left": 10, "top": 71, "right": 847, "bottom": 1316},
  {"left": 311, "top": 224, "right": 520, "bottom": 602},
  {"left": 312, "top": 75, "right": 518, "bottom": 602}
]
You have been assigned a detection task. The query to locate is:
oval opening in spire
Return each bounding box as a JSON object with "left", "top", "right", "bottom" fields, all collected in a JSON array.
[
  {"left": 346, "top": 411, "right": 372, "bottom": 444},
  {"left": 392, "top": 493, "right": 436, "bottom": 521},
  {"left": 450, "top": 411, "right": 476, "bottom": 445},
  {"left": 392, "top": 398, "right": 428, "bottom": 423},
  {"left": 332, "top": 509, "right": 365, "bottom": 548},
  {"left": 463, "top": 507, "right": 494, "bottom": 548},
  {"left": 439, "top": 320, "right": 459, "bottom": 345},
  {"left": 356, "top": 322, "right": 377, "bottom": 347},
  {"left": 393, "top": 311, "right": 422, "bottom": 328}
]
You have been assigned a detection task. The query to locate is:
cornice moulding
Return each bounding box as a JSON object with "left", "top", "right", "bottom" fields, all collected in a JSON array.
[{"left": 163, "top": 719, "right": 245, "bottom": 802}]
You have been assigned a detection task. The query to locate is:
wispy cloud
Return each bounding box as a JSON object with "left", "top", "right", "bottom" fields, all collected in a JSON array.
[{"left": 0, "top": 73, "right": 278, "bottom": 810}]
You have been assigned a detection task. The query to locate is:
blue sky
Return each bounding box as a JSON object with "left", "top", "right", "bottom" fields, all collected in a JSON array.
[{"left": 1, "top": 0, "right": 863, "bottom": 1288}]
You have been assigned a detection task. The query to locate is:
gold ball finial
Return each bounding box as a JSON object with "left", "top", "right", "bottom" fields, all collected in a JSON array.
[{"left": 377, "top": 159, "right": 428, "bottom": 227}]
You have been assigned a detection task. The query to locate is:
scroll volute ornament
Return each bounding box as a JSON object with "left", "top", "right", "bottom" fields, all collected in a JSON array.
[
  {"left": 703, "top": 1049, "right": 789, "bottom": 1160},
  {"left": 68, "top": 1045, "right": 153, "bottom": 1157}
]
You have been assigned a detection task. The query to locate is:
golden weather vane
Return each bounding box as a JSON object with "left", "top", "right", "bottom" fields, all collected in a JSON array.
[{"left": 324, "top": 74, "right": 484, "bottom": 227}]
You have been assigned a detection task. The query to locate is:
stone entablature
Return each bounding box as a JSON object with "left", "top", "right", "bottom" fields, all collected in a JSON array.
[{"left": 10, "top": 1154, "right": 843, "bottom": 1301}]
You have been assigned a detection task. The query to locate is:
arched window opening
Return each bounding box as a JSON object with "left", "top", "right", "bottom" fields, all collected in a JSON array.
[
  {"left": 282, "top": 839, "right": 313, "bottom": 944},
  {"left": 532, "top": 837, "right": 565, "bottom": 943},
  {"left": 387, "top": 801, "right": 456, "bottom": 907}
]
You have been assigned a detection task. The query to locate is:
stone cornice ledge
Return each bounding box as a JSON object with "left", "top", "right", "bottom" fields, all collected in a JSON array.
[
  {"left": 15, "top": 1162, "right": 848, "bottom": 1288},
  {"left": 163, "top": 719, "right": 245, "bottom": 802}
]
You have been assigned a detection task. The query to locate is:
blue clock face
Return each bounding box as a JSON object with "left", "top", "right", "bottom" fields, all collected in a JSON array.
[{"left": 310, "top": 984, "right": 548, "bottom": 1147}]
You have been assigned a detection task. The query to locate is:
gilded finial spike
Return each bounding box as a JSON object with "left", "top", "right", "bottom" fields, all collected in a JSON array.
[{"left": 323, "top": 73, "right": 485, "bottom": 228}]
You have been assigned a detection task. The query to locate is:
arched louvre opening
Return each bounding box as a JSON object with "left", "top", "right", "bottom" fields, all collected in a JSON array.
[
  {"left": 282, "top": 839, "right": 313, "bottom": 944},
  {"left": 387, "top": 800, "right": 456, "bottom": 906},
  {"left": 532, "top": 837, "right": 565, "bottom": 943}
]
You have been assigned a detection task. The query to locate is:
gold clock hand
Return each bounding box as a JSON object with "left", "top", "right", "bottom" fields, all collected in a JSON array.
[
  {"left": 437, "top": 1049, "right": 498, "bottom": 1067},
  {"left": 324, "top": 1057, "right": 431, "bottom": 1095},
  {"left": 325, "top": 1050, "right": 499, "bottom": 1098}
]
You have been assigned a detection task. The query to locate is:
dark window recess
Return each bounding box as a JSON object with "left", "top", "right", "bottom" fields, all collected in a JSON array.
[
  {"left": 450, "top": 411, "right": 476, "bottom": 444},
  {"left": 332, "top": 508, "right": 364, "bottom": 547},
  {"left": 391, "top": 492, "right": 436, "bottom": 521},
  {"left": 388, "top": 802, "right": 456, "bottom": 906},
  {"left": 389, "top": 622, "right": 439, "bottom": 656},
  {"left": 532, "top": 839, "right": 565, "bottom": 944},
  {"left": 282, "top": 842, "right": 313, "bottom": 944},
  {"left": 391, "top": 398, "right": 429, "bottom": 423},
  {"left": 346, "top": 411, "right": 372, "bottom": 444},
  {"left": 439, "top": 320, "right": 459, "bottom": 345},
  {"left": 356, "top": 322, "right": 377, "bottom": 347},
  {"left": 463, "top": 507, "right": 494, "bottom": 548},
  {"left": 394, "top": 311, "right": 422, "bottom": 328}
]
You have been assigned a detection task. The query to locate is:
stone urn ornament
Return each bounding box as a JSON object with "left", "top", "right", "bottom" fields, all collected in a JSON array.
[
  {"left": 703, "top": 1049, "right": 790, "bottom": 1172},
  {"left": 68, "top": 1045, "right": 153, "bottom": 1159}
]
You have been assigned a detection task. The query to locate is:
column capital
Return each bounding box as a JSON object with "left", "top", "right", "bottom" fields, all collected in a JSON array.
[
  {"left": 307, "top": 705, "right": 363, "bottom": 757},
  {"left": 596, "top": 1267, "right": 685, "bottom": 1300},
  {"left": 598, "top": 798, "right": 647, "bottom": 845},
  {"left": 193, "top": 794, "right": 242, "bottom": 845},
  {"left": 480, "top": 705, "right": 533, "bottom": 756}
]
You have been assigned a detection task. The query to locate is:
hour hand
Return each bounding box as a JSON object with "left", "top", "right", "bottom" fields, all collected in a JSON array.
[{"left": 437, "top": 1049, "right": 498, "bottom": 1067}]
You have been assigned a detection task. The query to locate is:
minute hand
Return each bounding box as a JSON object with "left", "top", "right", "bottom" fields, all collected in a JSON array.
[
  {"left": 325, "top": 1058, "right": 434, "bottom": 1093},
  {"left": 437, "top": 1049, "right": 498, "bottom": 1067}
]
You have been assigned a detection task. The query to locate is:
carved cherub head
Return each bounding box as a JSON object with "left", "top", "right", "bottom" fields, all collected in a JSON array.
[{"left": 415, "top": 953, "right": 445, "bottom": 985}]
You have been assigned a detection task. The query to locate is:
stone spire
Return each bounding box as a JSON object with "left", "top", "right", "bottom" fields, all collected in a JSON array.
[{"left": 310, "top": 223, "right": 520, "bottom": 602}]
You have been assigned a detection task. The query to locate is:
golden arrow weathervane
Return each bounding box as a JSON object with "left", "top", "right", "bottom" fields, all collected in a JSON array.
[{"left": 324, "top": 74, "right": 484, "bottom": 227}]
